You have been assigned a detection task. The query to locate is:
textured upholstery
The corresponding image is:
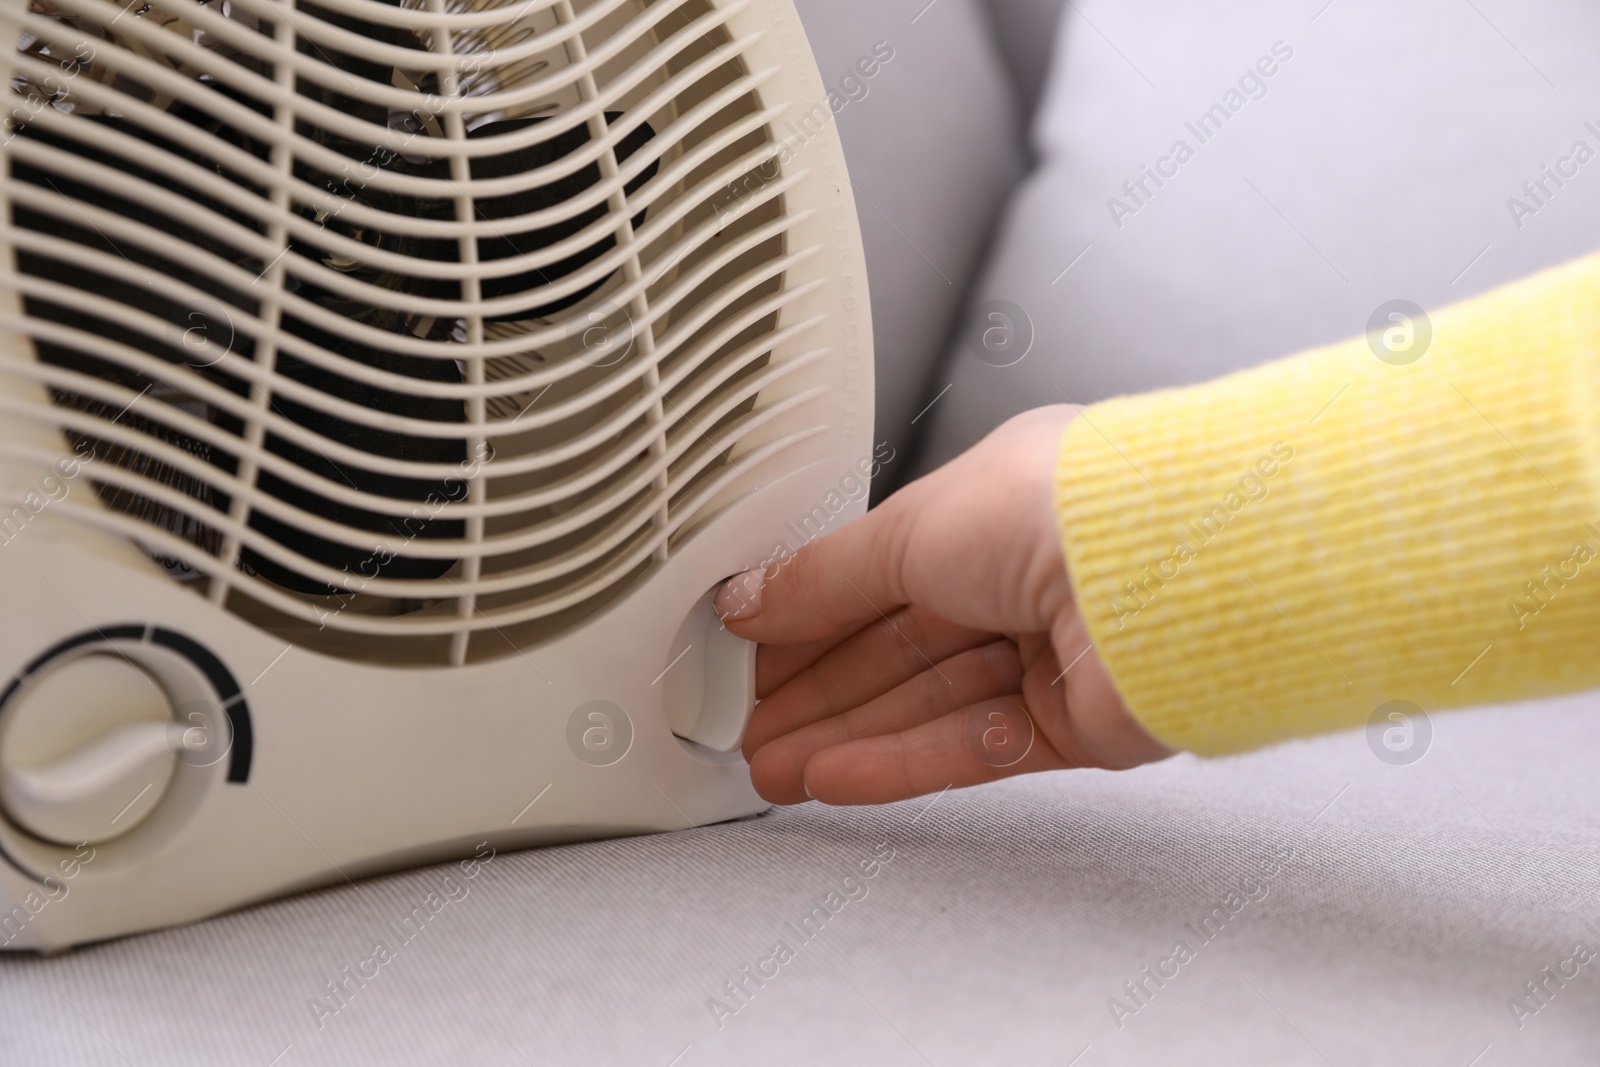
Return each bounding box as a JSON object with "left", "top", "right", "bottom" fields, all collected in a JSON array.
[{"left": 4, "top": 693, "right": 1598, "bottom": 1064}]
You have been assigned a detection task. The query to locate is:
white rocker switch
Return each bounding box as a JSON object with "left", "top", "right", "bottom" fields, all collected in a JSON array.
[{"left": 664, "top": 589, "right": 758, "bottom": 754}]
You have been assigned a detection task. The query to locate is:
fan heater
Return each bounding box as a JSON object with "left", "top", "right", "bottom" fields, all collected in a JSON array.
[{"left": 0, "top": 0, "right": 870, "bottom": 949}]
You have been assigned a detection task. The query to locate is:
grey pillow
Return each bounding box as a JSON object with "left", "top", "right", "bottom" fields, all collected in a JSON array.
[
  {"left": 791, "top": 0, "right": 1028, "bottom": 474},
  {"left": 915, "top": 0, "right": 1600, "bottom": 472}
]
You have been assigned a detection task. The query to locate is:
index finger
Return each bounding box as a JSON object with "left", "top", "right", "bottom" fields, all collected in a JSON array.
[{"left": 714, "top": 489, "right": 921, "bottom": 646}]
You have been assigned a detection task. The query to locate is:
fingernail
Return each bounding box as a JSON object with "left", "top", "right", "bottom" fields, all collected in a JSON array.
[
  {"left": 715, "top": 569, "right": 764, "bottom": 622},
  {"left": 803, "top": 779, "right": 814, "bottom": 800}
]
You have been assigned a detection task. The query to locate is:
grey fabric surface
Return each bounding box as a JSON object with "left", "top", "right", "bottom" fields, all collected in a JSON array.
[
  {"left": 914, "top": 0, "right": 1600, "bottom": 472},
  {"left": 4, "top": 691, "right": 1599, "bottom": 1065},
  {"left": 791, "top": 0, "right": 1028, "bottom": 478}
]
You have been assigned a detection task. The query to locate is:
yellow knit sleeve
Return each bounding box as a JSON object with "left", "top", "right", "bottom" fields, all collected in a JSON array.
[{"left": 1056, "top": 252, "right": 1600, "bottom": 756}]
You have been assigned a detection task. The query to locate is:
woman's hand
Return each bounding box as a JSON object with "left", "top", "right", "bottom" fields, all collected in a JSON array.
[{"left": 716, "top": 405, "right": 1173, "bottom": 806}]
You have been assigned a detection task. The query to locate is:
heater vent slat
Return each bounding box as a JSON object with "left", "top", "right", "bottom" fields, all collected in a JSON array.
[{"left": 3, "top": 0, "right": 836, "bottom": 663}]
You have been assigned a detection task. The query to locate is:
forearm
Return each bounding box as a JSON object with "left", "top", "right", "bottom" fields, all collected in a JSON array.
[{"left": 1056, "top": 252, "right": 1600, "bottom": 755}]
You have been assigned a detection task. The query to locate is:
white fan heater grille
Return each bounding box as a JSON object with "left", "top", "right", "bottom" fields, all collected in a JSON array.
[{"left": 0, "top": 0, "right": 832, "bottom": 665}]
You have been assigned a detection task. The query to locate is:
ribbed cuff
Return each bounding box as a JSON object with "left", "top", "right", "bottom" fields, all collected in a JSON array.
[{"left": 1056, "top": 253, "right": 1600, "bottom": 755}]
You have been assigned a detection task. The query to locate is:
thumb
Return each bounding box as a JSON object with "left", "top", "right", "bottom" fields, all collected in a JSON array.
[{"left": 713, "top": 490, "right": 921, "bottom": 646}]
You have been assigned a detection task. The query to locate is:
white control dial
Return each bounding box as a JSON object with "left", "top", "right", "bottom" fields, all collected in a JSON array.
[{"left": 0, "top": 654, "right": 193, "bottom": 845}]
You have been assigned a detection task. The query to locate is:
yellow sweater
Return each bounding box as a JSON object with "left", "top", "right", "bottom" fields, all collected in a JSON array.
[{"left": 1055, "top": 252, "right": 1600, "bottom": 755}]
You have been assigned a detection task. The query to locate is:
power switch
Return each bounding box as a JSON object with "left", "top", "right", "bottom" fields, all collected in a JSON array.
[{"left": 664, "top": 588, "right": 758, "bottom": 754}]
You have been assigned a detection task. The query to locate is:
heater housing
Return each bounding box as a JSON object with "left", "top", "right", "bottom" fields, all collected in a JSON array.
[{"left": 0, "top": 0, "right": 871, "bottom": 950}]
